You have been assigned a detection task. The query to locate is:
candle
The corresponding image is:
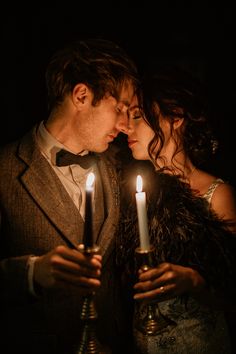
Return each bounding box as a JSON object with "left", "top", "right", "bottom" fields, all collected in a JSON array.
[
  {"left": 135, "top": 175, "right": 150, "bottom": 250},
  {"left": 83, "top": 172, "right": 95, "bottom": 248}
]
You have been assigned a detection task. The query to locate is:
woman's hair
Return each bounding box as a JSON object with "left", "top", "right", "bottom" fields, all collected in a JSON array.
[
  {"left": 45, "top": 38, "right": 139, "bottom": 111},
  {"left": 140, "top": 66, "right": 218, "bottom": 169}
]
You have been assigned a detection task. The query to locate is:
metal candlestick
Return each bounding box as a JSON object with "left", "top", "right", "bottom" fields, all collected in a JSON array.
[
  {"left": 76, "top": 245, "right": 108, "bottom": 354},
  {"left": 134, "top": 246, "right": 176, "bottom": 336}
]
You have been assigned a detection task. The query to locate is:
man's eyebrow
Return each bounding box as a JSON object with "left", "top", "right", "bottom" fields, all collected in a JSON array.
[{"left": 120, "top": 99, "right": 131, "bottom": 107}]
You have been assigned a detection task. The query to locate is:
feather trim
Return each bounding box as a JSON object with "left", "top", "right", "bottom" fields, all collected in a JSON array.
[{"left": 117, "top": 165, "right": 236, "bottom": 296}]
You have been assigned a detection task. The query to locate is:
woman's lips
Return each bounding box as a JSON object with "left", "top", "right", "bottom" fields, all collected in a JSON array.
[{"left": 128, "top": 140, "right": 137, "bottom": 147}]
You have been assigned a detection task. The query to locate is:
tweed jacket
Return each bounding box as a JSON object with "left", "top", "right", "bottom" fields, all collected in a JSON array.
[{"left": 0, "top": 126, "right": 124, "bottom": 354}]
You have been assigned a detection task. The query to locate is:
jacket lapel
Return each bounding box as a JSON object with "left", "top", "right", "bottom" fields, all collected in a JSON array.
[{"left": 18, "top": 128, "right": 84, "bottom": 249}]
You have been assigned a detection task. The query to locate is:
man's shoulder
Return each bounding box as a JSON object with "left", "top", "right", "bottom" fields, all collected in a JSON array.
[
  {"left": 0, "top": 126, "right": 36, "bottom": 165},
  {"left": 0, "top": 139, "right": 19, "bottom": 158}
]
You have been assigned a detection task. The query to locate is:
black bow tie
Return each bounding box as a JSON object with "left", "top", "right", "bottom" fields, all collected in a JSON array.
[{"left": 56, "top": 149, "right": 98, "bottom": 169}]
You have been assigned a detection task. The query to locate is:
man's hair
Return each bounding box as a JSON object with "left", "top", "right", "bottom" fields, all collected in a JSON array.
[{"left": 45, "top": 38, "right": 139, "bottom": 110}]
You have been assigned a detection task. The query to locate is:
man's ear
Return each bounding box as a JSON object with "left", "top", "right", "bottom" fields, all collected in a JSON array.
[
  {"left": 72, "top": 83, "right": 91, "bottom": 108},
  {"left": 173, "top": 117, "right": 184, "bottom": 130}
]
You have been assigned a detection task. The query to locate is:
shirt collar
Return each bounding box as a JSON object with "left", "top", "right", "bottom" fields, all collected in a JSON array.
[{"left": 36, "top": 121, "right": 89, "bottom": 165}]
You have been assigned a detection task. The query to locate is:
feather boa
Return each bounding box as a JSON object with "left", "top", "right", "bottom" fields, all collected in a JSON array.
[{"left": 117, "top": 162, "right": 236, "bottom": 297}]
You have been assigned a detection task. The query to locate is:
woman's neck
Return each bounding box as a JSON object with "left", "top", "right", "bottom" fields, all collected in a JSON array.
[{"left": 154, "top": 153, "right": 196, "bottom": 182}]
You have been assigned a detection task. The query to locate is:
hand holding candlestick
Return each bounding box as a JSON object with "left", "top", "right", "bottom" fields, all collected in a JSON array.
[
  {"left": 134, "top": 247, "right": 176, "bottom": 336},
  {"left": 134, "top": 175, "right": 176, "bottom": 336},
  {"left": 77, "top": 171, "right": 105, "bottom": 353}
]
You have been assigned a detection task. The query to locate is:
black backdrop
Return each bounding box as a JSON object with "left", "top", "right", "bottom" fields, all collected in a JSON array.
[{"left": 1, "top": 2, "right": 235, "bottom": 186}]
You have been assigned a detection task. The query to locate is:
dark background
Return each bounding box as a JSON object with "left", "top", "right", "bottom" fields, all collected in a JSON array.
[{"left": 1, "top": 2, "right": 235, "bottom": 186}]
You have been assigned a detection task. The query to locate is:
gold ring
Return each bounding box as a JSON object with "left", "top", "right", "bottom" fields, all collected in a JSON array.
[{"left": 160, "top": 286, "right": 165, "bottom": 293}]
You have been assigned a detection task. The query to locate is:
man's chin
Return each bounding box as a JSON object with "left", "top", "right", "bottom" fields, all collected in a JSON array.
[{"left": 94, "top": 143, "right": 109, "bottom": 153}]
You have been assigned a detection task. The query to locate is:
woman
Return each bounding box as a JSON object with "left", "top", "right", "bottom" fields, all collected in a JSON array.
[{"left": 117, "top": 67, "right": 236, "bottom": 353}]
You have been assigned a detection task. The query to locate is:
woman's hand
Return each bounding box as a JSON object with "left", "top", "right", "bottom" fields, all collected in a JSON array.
[{"left": 133, "top": 262, "right": 205, "bottom": 301}]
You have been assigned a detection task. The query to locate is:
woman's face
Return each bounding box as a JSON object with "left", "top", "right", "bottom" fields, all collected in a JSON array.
[
  {"left": 126, "top": 95, "right": 155, "bottom": 160},
  {"left": 126, "top": 95, "right": 177, "bottom": 164}
]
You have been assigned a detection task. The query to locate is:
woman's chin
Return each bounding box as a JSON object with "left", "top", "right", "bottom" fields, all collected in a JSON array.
[{"left": 131, "top": 151, "right": 147, "bottom": 161}]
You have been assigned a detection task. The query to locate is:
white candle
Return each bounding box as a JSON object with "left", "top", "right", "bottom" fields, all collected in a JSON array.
[
  {"left": 83, "top": 172, "right": 95, "bottom": 248},
  {"left": 135, "top": 175, "right": 150, "bottom": 250}
]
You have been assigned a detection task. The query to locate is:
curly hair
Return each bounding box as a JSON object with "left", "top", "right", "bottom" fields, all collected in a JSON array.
[{"left": 140, "top": 67, "right": 218, "bottom": 169}]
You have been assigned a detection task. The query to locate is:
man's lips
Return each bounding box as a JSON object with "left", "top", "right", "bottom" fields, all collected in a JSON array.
[{"left": 107, "top": 134, "right": 116, "bottom": 141}]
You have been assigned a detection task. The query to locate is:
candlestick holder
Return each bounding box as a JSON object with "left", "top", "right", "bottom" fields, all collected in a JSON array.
[
  {"left": 134, "top": 246, "right": 176, "bottom": 336},
  {"left": 76, "top": 245, "right": 108, "bottom": 354}
]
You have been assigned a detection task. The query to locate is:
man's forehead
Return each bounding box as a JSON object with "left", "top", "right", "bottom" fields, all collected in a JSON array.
[{"left": 118, "top": 82, "right": 135, "bottom": 107}]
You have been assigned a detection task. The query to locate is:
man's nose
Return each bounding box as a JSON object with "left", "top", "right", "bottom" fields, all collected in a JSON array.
[{"left": 116, "top": 113, "right": 129, "bottom": 134}]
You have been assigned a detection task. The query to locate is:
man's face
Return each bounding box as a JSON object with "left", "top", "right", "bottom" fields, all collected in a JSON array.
[{"left": 77, "top": 81, "right": 135, "bottom": 152}]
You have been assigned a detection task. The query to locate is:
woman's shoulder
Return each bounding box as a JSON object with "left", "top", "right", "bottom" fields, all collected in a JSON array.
[
  {"left": 190, "top": 169, "right": 219, "bottom": 196},
  {"left": 202, "top": 177, "right": 225, "bottom": 203},
  {"left": 194, "top": 170, "right": 236, "bottom": 225},
  {"left": 210, "top": 181, "right": 236, "bottom": 228}
]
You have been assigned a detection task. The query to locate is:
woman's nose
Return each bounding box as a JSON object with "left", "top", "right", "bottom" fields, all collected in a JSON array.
[{"left": 119, "top": 118, "right": 135, "bottom": 136}]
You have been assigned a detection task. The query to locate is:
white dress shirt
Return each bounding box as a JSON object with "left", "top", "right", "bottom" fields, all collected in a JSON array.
[{"left": 28, "top": 120, "right": 97, "bottom": 296}]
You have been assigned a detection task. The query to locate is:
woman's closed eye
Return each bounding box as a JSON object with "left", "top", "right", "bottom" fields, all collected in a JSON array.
[
  {"left": 132, "top": 113, "right": 142, "bottom": 120},
  {"left": 129, "top": 107, "right": 143, "bottom": 120}
]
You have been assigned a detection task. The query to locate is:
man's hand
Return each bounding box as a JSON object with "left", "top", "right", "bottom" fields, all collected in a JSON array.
[{"left": 33, "top": 245, "right": 102, "bottom": 294}]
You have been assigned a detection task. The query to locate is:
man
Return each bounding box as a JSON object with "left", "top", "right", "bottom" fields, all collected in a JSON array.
[{"left": 0, "top": 38, "right": 139, "bottom": 354}]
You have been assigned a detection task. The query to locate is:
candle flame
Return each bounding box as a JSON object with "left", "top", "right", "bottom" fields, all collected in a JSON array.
[
  {"left": 136, "top": 175, "right": 143, "bottom": 193},
  {"left": 86, "top": 172, "right": 95, "bottom": 188}
]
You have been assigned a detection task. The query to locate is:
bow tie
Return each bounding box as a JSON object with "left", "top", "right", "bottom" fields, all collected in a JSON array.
[{"left": 56, "top": 149, "right": 98, "bottom": 169}]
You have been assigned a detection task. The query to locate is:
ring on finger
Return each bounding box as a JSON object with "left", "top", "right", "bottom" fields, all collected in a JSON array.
[{"left": 159, "top": 286, "right": 165, "bottom": 293}]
